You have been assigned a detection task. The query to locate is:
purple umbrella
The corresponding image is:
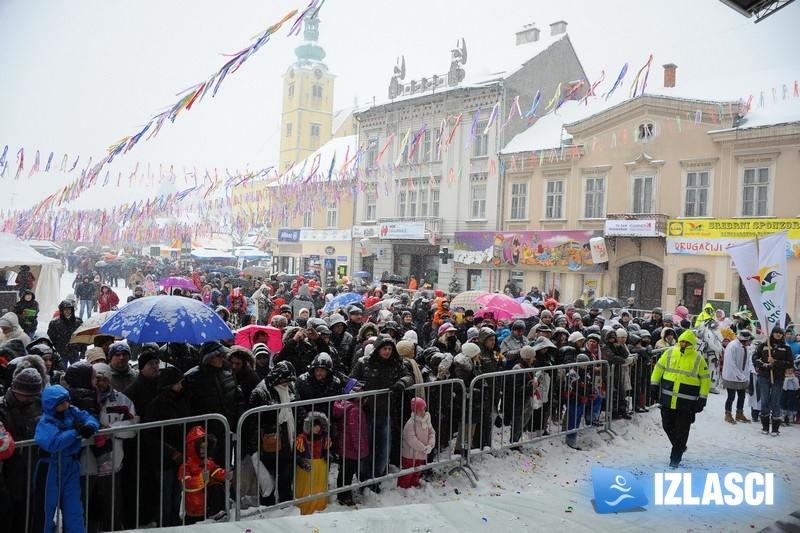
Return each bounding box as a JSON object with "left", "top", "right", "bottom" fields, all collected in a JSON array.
[{"left": 157, "top": 277, "right": 200, "bottom": 293}]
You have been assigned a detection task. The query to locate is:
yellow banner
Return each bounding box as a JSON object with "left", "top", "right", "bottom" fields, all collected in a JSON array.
[{"left": 667, "top": 219, "right": 800, "bottom": 240}]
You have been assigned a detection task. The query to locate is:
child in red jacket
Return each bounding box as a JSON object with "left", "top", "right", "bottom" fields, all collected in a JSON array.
[{"left": 179, "top": 425, "right": 227, "bottom": 524}]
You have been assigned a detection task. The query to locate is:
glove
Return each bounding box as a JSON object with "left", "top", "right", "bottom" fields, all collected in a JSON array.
[
  {"left": 390, "top": 381, "right": 406, "bottom": 395},
  {"left": 650, "top": 384, "right": 661, "bottom": 402},
  {"left": 93, "top": 434, "right": 107, "bottom": 448},
  {"left": 695, "top": 398, "right": 706, "bottom": 413},
  {"left": 202, "top": 470, "right": 210, "bottom": 483},
  {"left": 297, "top": 458, "right": 312, "bottom": 472},
  {"left": 423, "top": 444, "right": 434, "bottom": 454},
  {"left": 493, "top": 415, "right": 503, "bottom": 428},
  {"left": 580, "top": 396, "right": 588, "bottom": 404},
  {"left": 79, "top": 425, "right": 96, "bottom": 439}
]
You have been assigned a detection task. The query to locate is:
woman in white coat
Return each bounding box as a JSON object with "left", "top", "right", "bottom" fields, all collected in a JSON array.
[{"left": 722, "top": 331, "right": 754, "bottom": 424}]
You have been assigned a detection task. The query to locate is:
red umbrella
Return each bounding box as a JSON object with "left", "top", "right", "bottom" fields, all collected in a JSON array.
[{"left": 234, "top": 325, "right": 283, "bottom": 353}]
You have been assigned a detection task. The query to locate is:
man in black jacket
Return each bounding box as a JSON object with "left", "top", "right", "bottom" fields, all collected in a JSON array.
[
  {"left": 183, "top": 341, "right": 244, "bottom": 463},
  {"left": 349, "top": 335, "right": 413, "bottom": 492},
  {"left": 753, "top": 325, "right": 794, "bottom": 436},
  {"left": 46, "top": 300, "right": 83, "bottom": 365}
]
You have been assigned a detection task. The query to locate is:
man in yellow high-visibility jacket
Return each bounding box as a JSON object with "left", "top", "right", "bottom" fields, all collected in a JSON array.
[{"left": 650, "top": 329, "right": 711, "bottom": 468}]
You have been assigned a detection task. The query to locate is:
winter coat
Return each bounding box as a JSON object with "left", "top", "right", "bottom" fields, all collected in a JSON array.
[
  {"left": 13, "top": 291, "right": 39, "bottom": 335},
  {"left": 753, "top": 336, "right": 794, "bottom": 380},
  {"left": 178, "top": 426, "right": 226, "bottom": 519},
  {"left": 143, "top": 378, "right": 192, "bottom": 470},
  {"left": 433, "top": 333, "right": 461, "bottom": 357},
  {"left": 500, "top": 334, "right": 528, "bottom": 369},
  {"left": 295, "top": 370, "right": 344, "bottom": 414},
  {"left": 122, "top": 373, "right": 159, "bottom": 421},
  {"left": 721, "top": 338, "right": 749, "bottom": 387},
  {"left": 295, "top": 412, "right": 331, "bottom": 460},
  {"left": 75, "top": 280, "right": 96, "bottom": 301},
  {"left": 47, "top": 302, "right": 83, "bottom": 360},
  {"left": 274, "top": 327, "right": 319, "bottom": 376},
  {"left": 401, "top": 412, "right": 436, "bottom": 461},
  {"left": 0, "top": 312, "right": 31, "bottom": 346},
  {"left": 183, "top": 362, "right": 243, "bottom": 441},
  {"left": 110, "top": 364, "right": 138, "bottom": 393},
  {"left": 247, "top": 367, "right": 297, "bottom": 457},
  {"left": 0, "top": 387, "right": 42, "bottom": 500},
  {"left": 349, "top": 337, "right": 414, "bottom": 417},
  {"left": 332, "top": 399, "right": 369, "bottom": 460},
  {"left": 97, "top": 287, "right": 120, "bottom": 313},
  {"left": 36, "top": 385, "right": 99, "bottom": 456},
  {"left": 80, "top": 387, "right": 136, "bottom": 476}
]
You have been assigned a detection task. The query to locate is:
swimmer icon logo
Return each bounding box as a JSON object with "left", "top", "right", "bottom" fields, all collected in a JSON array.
[{"left": 592, "top": 466, "right": 649, "bottom": 514}]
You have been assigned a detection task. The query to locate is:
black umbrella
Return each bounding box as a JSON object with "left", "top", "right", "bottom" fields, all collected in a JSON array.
[
  {"left": 380, "top": 273, "right": 407, "bottom": 284},
  {"left": 587, "top": 296, "right": 626, "bottom": 310}
]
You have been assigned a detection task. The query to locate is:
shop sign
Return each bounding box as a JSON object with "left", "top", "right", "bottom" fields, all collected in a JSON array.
[
  {"left": 324, "top": 246, "right": 336, "bottom": 255},
  {"left": 666, "top": 218, "right": 800, "bottom": 256},
  {"left": 604, "top": 219, "right": 659, "bottom": 237},
  {"left": 300, "top": 229, "right": 352, "bottom": 241},
  {"left": 277, "top": 228, "right": 300, "bottom": 242},
  {"left": 378, "top": 221, "right": 426, "bottom": 240},
  {"left": 453, "top": 230, "right": 603, "bottom": 272}
]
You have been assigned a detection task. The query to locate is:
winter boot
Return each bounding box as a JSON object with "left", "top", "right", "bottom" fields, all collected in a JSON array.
[
  {"left": 760, "top": 415, "right": 771, "bottom": 435},
  {"left": 771, "top": 418, "right": 781, "bottom": 437},
  {"left": 724, "top": 412, "right": 736, "bottom": 424},
  {"left": 784, "top": 415, "right": 791, "bottom": 427},
  {"left": 735, "top": 411, "right": 751, "bottom": 423},
  {"left": 752, "top": 409, "right": 761, "bottom": 422}
]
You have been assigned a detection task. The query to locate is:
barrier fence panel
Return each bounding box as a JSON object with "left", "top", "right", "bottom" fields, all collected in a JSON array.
[
  {"left": 465, "top": 360, "right": 613, "bottom": 467},
  {"left": 11, "top": 413, "right": 231, "bottom": 533},
  {"left": 234, "top": 378, "right": 472, "bottom": 520}
]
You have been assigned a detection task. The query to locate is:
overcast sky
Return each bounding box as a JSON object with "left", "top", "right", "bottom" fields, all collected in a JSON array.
[{"left": 0, "top": 0, "right": 797, "bottom": 211}]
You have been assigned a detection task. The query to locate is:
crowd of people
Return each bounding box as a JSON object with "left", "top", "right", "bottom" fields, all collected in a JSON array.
[{"left": 0, "top": 265, "right": 799, "bottom": 531}]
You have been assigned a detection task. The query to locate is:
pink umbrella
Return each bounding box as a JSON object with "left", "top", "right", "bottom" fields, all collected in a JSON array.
[
  {"left": 473, "top": 292, "right": 526, "bottom": 316},
  {"left": 474, "top": 308, "right": 515, "bottom": 321},
  {"left": 234, "top": 325, "right": 283, "bottom": 353},
  {"left": 157, "top": 276, "right": 200, "bottom": 293}
]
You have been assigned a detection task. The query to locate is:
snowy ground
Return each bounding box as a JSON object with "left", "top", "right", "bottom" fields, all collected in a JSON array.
[{"left": 51, "top": 275, "right": 800, "bottom": 532}]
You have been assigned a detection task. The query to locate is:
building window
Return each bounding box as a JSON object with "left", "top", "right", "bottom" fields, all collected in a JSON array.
[
  {"left": 408, "top": 190, "right": 418, "bottom": 217},
  {"left": 286, "top": 122, "right": 293, "bottom": 137},
  {"left": 302, "top": 211, "right": 313, "bottom": 228},
  {"left": 584, "top": 176, "right": 605, "bottom": 219},
  {"left": 422, "top": 130, "right": 432, "bottom": 163},
  {"left": 288, "top": 83, "right": 295, "bottom": 98},
  {"left": 365, "top": 138, "right": 378, "bottom": 169},
  {"left": 431, "top": 187, "right": 440, "bottom": 217},
  {"left": 398, "top": 191, "right": 407, "bottom": 217},
  {"left": 545, "top": 180, "right": 564, "bottom": 219},
  {"left": 638, "top": 122, "right": 654, "bottom": 142},
  {"left": 420, "top": 189, "right": 429, "bottom": 216},
  {"left": 310, "top": 123, "right": 321, "bottom": 137},
  {"left": 684, "top": 170, "right": 709, "bottom": 217},
  {"left": 632, "top": 173, "right": 654, "bottom": 213},
  {"left": 471, "top": 185, "right": 487, "bottom": 219},
  {"left": 509, "top": 182, "right": 528, "bottom": 220},
  {"left": 326, "top": 204, "right": 338, "bottom": 228},
  {"left": 364, "top": 193, "right": 377, "bottom": 221},
  {"left": 742, "top": 166, "right": 770, "bottom": 216},
  {"left": 312, "top": 84, "right": 323, "bottom": 98},
  {"left": 472, "top": 121, "right": 489, "bottom": 158}
]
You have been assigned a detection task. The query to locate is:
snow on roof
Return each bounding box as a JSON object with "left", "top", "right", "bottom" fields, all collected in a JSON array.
[
  {"left": 709, "top": 94, "right": 800, "bottom": 133},
  {"left": 357, "top": 33, "right": 568, "bottom": 110},
  {"left": 502, "top": 66, "right": 798, "bottom": 154},
  {"left": 331, "top": 106, "right": 355, "bottom": 135},
  {"left": 269, "top": 134, "right": 358, "bottom": 187}
]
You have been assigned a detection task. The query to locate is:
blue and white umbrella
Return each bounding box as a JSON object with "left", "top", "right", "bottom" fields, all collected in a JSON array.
[
  {"left": 353, "top": 271, "right": 371, "bottom": 278},
  {"left": 98, "top": 296, "right": 233, "bottom": 344},
  {"left": 322, "top": 292, "right": 363, "bottom": 313}
]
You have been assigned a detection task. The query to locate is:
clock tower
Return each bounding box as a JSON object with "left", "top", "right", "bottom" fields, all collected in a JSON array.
[{"left": 279, "top": 16, "right": 336, "bottom": 171}]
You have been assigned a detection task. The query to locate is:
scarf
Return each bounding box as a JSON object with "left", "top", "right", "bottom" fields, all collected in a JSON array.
[
  {"left": 413, "top": 411, "right": 431, "bottom": 429},
  {"left": 407, "top": 359, "right": 425, "bottom": 401},
  {"left": 273, "top": 384, "right": 295, "bottom": 442}
]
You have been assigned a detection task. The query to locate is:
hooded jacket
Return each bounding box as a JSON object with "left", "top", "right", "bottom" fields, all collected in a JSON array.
[
  {"left": 1, "top": 312, "right": 31, "bottom": 346},
  {"left": 247, "top": 361, "right": 298, "bottom": 456},
  {"left": 35, "top": 385, "right": 99, "bottom": 456},
  {"left": 349, "top": 335, "right": 413, "bottom": 416},
  {"left": 332, "top": 397, "right": 369, "bottom": 460},
  {"left": 295, "top": 411, "right": 331, "bottom": 460},
  {"left": 651, "top": 330, "right": 711, "bottom": 412},
  {"left": 178, "top": 425, "right": 226, "bottom": 518},
  {"left": 47, "top": 301, "right": 83, "bottom": 359},
  {"left": 12, "top": 291, "right": 39, "bottom": 335}
]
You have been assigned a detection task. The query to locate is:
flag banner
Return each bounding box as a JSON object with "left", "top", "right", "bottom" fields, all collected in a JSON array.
[{"left": 726, "top": 231, "right": 788, "bottom": 334}]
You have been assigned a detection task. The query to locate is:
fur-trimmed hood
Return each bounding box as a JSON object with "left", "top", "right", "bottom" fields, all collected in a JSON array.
[
  {"left": 357, "top": 322, "right": 379, "bottom": 343},
  {"left": 302, "top": 411, "right": 329, "bottom": 435}
]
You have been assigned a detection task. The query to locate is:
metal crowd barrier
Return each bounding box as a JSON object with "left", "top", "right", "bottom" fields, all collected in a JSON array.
[
  {"left": 233, "top": 378, "right": 472, "bottom": 520},
  {"left": 10, "top": 413, "right": 231, "bottom": 533},
  {"left": 465, "top": 360, "right": 614, "bottom": 468}
]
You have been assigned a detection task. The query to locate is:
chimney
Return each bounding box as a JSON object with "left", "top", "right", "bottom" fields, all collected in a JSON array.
[
  {"left": 663, "top": 63, "right": 677, "bottom": 88},
  {"left": 549, "top": 20, "right": 567, "bottom": 36},
  {"left": 515, "top": 23, "right": 540, "bottom": 45}
]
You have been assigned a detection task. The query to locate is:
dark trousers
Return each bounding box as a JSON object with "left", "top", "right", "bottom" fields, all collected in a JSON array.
[
  {"left": 260, "top": 453, "right": 294, "bottom": 505},
  {"left": 725, "top": 388, "right": 747, "bottom": 412},
  {"left": 336, "top": 457, "right": 369, "bottom": 501},
  {"left": 660, "top": 408, "right": 695, "bottom": 463}
]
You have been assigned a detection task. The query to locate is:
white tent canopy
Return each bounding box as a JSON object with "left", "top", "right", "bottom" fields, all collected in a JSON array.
[{"left": 0, "top": 233, "right": 62, "bottom": 320}]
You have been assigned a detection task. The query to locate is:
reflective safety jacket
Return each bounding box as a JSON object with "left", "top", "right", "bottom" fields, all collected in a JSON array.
[{"left": 650, "top": 329, "right": 710, "bottom": 412}]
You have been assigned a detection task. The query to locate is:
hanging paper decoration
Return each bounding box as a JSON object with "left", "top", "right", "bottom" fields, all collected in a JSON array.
[
  {"left": 464, "top": 107, "right": 481, "bottom": 150},
  {"left": 604, "top": 63, "right": 628, "bottom": 100},
  {"left": 629, "top": 54, "right": 653, "bottom": 98},
  {"left": 525, "top": 90, "right": 541, "bottom": 119},
  {"left": 482, "top": 102, "right": 500, "bottom": 135}
]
